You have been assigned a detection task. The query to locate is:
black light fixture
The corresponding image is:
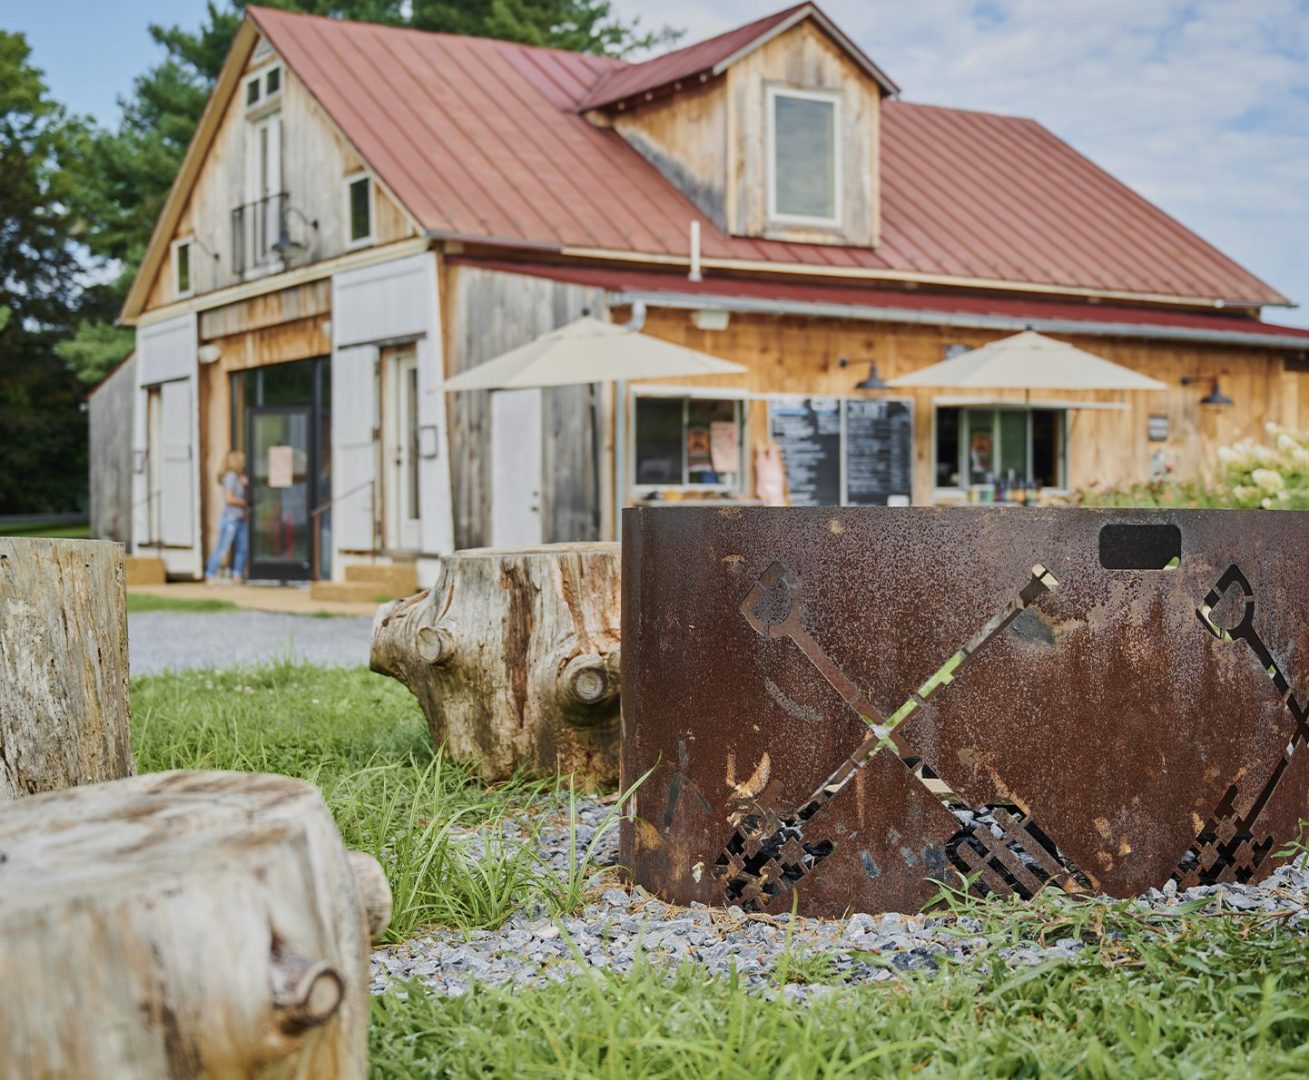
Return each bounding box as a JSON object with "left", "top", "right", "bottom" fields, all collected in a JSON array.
[
  {"left": 271, "top": 206, "right": 319, "bottom": 261},
  {"left": 1182, "top": 374, "right": 1233, "bottom": 407},
  {"left": 839, "top": 356, "right": 887, "bottom": 390}
]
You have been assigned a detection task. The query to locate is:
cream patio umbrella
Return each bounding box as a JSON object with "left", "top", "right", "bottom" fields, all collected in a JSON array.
[
  {"left": 886, "top": 330, "right": 1166, "bottom": 393},
  {"left": 442, "top": 316, "right": 747, "bottom": 390}
]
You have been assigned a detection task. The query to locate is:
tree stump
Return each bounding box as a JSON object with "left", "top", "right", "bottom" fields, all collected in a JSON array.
[
  {"left": 371, "top": 543, "right": 621, "bottom": 787},
  {"left": 0, "top": 537, "right": 134, "bottom": 801},
  {"left": 0, "top": 770, "right": 391, "bottom": 1079}
]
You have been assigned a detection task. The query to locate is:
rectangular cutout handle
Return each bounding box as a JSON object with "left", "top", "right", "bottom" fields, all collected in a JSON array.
[{"left": 1099, "top": 523, "right": 1181, "bottom": 570}]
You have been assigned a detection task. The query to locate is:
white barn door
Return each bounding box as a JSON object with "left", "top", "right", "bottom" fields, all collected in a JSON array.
[
  {"left": 159, "top": 380, "right": 194, "bottom": 548},
  {"left": 331, "top": 344, "right": 379, "bottom": 553},
  {"left": 491, "top": 389, "right": 544, "bottom": 547}
]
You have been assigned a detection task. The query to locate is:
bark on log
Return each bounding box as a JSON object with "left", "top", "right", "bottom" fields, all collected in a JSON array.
[
  {"left": 371, "top": 543, "right": 621, "bottom": 787},
  {"left": 0, "top": 537, "right": 134, "bottom": 801},
  {"left": 0, "top": 770, "right": 388, "bottom": 1079}
]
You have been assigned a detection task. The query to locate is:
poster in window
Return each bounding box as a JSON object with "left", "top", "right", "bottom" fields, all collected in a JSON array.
[
  {"left": 709, "top": 421, "right": 738, "bottom": 474},
  {"left": 844, "top": 398, "right": 913, "bottom": 505},
  {"left": 686, "top": 425, "right": 712, "bottom": 473},
  {"left": 267, "top": 444, "right": 294, "bottom": 489},
  {"left": 769, "top": 398, "right": 840, "bottom": 506}
]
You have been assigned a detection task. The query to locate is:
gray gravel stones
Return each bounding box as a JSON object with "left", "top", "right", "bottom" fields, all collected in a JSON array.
[
  {"left": 370, "top": 797, "right": 1309, "bottom": 999},
  {"left": 129, "top": 610, "right": 373, "bottom": 674}
]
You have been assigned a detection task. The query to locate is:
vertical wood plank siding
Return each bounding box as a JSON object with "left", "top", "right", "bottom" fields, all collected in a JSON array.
[{"left": 446, "top": 266, "right": 605, "bottom": 549}]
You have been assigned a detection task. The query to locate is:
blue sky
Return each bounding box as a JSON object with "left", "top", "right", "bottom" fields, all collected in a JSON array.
[{"left": 9, "top": 0, "right": 1309, "bottom": 326}]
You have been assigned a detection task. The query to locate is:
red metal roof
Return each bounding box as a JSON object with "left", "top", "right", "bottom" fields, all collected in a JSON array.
[
  {"left": 578, "top": 3, "right": 898, "bottom": 110},
  {"left": 249, "top": 7, "right": 1289, "bottom": 308},
  {"left": 451, "top": 258, "right": 1309, "bottom": 348}
]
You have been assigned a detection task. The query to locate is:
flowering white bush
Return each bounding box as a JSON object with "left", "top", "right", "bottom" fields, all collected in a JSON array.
[{"left": 1218, "top": 424, "right": 1309, "bottom": 509}]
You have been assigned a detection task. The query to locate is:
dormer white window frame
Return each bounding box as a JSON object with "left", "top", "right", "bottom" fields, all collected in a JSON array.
[
  {"left": 171, "top": 236, "right": 194, "bottom": 299},
  {"left": 244, "top": 62, "right": 283, "bottom": 115},
  {"left": 344, "top": 170, "right": 376, "bottom": 250},
  {"left": 765, "top": 85, "right": 843, "bottom": 230}
]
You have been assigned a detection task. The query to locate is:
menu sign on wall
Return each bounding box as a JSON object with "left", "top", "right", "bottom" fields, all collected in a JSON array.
[
  {"left": 769, "top": 398, "right": 841, "bottom": 507},
  {"left": 768, "top": 396, "right": 914, "bottom": 507},
  {"left": 845, "top": 399, "right": 913, "bottom": 505}
]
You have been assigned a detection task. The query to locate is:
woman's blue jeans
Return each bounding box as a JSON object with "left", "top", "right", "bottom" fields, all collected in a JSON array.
[{"left": 205, "top": 515, "right": 249, "bottom": 579}]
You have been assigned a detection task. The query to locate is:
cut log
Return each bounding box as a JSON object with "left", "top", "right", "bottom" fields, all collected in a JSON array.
[
  {"left": 0, "top": 537, "right": 134, "bottom": 801},
  {"left": 371, "top": 543, "right": 621, "bottom": 787},
  {"left": 0, "top": 770, "right": 388, "bottom": 1079}
]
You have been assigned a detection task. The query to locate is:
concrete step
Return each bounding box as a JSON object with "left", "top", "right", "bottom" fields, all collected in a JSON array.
[
  {"left": 309, "top": 580, "right": 398, "bottom": 605},
  {"left": 343, "top": 563, "right": 418, "bottom": 596},
  {"left": 123, "top": 556, "right": 167, "bottom": 586}
]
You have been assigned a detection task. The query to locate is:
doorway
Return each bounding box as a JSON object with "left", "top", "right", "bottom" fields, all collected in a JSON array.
[
  {"left": 383, "top": 348, "right": 421, "bottom": 551},
  {"left": 231, "top": 356, "right": 331, "bottom": 580}
]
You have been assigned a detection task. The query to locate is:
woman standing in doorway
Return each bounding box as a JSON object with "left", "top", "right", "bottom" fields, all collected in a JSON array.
[{"left": 205, "top": 451, "right": 249, "bottom": 584}]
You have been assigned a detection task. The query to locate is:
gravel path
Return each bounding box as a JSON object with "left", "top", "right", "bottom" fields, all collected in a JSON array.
[
  {"left": 371, "top": 798, "right": 1309, "bottom": 999},
  {"left": 129, "top": 610, "right": 374, "bottom": 674}
]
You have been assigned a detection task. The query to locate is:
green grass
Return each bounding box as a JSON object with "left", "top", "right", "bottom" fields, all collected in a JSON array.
[
  {"left": 131, "top": 663, "right": 607, "bottom": 940},
  {"left": 370, "top": 894, "right": 1309, "bottom": 1078},
  {"left": 125, "top": 592, "right": 239, "bottom": 614},
  {"left": 0, "top": 518, "right": 90, "bottom": 539},
  {"left": 132, "top": 663, "right": 1309, "bottom": 1077}
]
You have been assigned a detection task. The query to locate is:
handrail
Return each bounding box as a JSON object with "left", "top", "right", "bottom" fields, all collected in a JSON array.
[{"left": 309, "top": 478, "right": 376, "bottom": 581}]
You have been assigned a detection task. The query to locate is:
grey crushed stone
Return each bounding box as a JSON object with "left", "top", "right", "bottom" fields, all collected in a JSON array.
[
  {"left": 370, "top": 797, "right": 1309, "bottom": 999},
  {"left": 129, "top": 610, "right": 373, "bottom": 674}
]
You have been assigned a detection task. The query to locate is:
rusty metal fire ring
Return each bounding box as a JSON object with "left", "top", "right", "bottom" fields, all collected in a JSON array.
[{"left": 620, "top": 507, "right": 1309, "bottom": 916}]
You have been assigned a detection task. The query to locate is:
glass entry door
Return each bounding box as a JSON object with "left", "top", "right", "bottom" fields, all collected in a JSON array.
[{"left": 248, "top": 405, "right": 314, "bottom": 581}]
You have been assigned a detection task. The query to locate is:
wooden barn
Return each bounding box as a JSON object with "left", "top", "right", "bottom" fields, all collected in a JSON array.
[{"left": 109, "top": 3, "right": 1309, "bottom": 592}]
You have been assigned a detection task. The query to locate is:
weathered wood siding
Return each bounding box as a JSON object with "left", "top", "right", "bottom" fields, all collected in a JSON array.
[
  {"left": 609, "top": 81, "right": 729, "bottom": 231},
  {"left": 728, "top": 20, "right": 880, "bottom": 246},
  {"left": 629, "top": 307, "right": 1309, "bottom": 504},
  {"left": 444, "top": 266, "right": 605, "bottom": 549},
  {"left": 605, "top": 19, "right": 881, "bottom": 248},
  {"left": 140, "top": 47, "right": 415, "bottom": 312},
  {"left": 88, "top": 354, "right": 137, "bottom": 545}
]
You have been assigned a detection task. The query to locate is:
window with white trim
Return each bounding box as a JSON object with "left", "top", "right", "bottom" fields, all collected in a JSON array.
[
  {"left": 767, "top": 87, "right": 841, "bottom": 226},
  {"left": 245, "top": 63, "right": 282, "bottom": 112},
  {"left": 345, "top": 173, "right": 373, "bottom": 247},
  {"left": 172, "top": 238, "right": 193, "bottom": 298},
  {"left": 634, "top": 396, "right": 745, "bottom": 491}
]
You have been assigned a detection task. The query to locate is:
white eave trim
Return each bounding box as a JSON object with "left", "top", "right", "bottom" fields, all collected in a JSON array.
[{"left": 607, "top": 289, "right": 1309, "bottom": 351}]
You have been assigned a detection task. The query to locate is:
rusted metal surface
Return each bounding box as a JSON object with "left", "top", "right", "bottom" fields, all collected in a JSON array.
[{"left": 620, "top": 507, "right": 1309, "bottom": 916}]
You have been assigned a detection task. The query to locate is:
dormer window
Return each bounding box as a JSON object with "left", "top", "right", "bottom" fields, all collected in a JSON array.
[
  {"left": 345, "top": 172, "right": 374, "bottom": 247},
  {"left": 767, "top": 87, "right": 841, "bottom": 227}
]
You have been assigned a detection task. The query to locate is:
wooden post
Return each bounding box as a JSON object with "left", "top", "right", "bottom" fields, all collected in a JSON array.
[
  {"left": 0, "top": 770, "right": 390, "bottom": 1078},
  {"left": 370, "top": 543, "right": 621, "bottom": 786},
  {"left": 0, "top": 537, "right": 134, "bottom": 801}
]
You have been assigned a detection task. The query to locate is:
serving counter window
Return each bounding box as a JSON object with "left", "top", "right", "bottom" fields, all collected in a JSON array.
[
  {"left": 935, "top": 406, "right": 1065, "bottom": 495},
  {"left": 633, "top": 395, "right": 745, "bottom": 494}
]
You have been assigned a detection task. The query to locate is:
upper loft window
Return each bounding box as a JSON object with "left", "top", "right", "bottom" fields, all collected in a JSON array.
[
  {"left": 346, "top": 172, "right": 374, "bottom": 247},
  {"left": 245, "top": 64, "right": 283, "bottom": 111},
  {"left": 767, "top": 87, "right": 841, "bottom": 227},
  {"left": 172, "top": 237, "right": 193, "bottom": 298}
]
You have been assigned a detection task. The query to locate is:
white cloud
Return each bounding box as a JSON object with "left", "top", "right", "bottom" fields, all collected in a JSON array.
[{"left": 618, "top": 0, "right": 1309, "bottom": 324}]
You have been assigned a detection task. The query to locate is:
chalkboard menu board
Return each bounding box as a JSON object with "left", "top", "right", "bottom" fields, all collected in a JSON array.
[
  {"left": 845, "top": 398, "right": 913, "bottom": 505},
  {"left": 770, "top": 398, "right": 841, "bottom": 507}
]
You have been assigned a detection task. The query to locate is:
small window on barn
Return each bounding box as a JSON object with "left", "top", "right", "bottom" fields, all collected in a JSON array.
[
  {"left": 767, "top": 87, "right": 840, "bottom": 226},
  {"left": 264, "top": 65, "right": 281, "bottom": 99},
  {"left": 245, "top": 74, "right": 261, "bottom": 108},
  {"left": 346, "top": 173, "right": 373, "bottom": 247},
  {"left": 172, "top": 238, "right": 193, "bottom": 298},
  {"left": 633, "top": 395, "right": 745, "bottom": 492}
]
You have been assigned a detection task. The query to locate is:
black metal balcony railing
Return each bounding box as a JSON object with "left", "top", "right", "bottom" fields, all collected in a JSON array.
[{"left": 231, "top": 192, "right": 288, "bottom": 276}]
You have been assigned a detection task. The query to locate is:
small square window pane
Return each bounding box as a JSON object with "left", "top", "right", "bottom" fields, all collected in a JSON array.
[
  {"left": 176, "top": 244, "right": 191, "bottom": 294},
  {"left": 773, "top": 94, "right": 837, "bottom": 221},
  {"left": 246, "top": 79, "right": 260, "bottom": 106},
  {"left": 265, "top": 67, "right": 281, "bottom": 96},
  {"left": 349, "top": 178, "right": 371, "bottom": 242}
]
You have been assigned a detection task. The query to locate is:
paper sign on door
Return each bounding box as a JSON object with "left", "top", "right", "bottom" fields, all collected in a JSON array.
[{"left": 268, "top": 445, "right": 294, "bottom": 489}]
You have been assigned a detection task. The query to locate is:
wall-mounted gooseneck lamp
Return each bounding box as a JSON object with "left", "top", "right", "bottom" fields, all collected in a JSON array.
[
  {"left": 1181, "top": 374, "right": 1233, "bottom": 407},
  {"left": 838, "top": 356, "right": 888, "bottom": 390}
]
